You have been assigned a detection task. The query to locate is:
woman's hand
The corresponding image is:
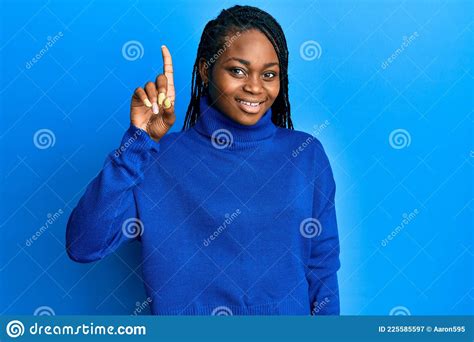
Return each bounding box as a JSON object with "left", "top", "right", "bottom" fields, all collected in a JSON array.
[{"left": 130, "top": 45, "right": 176, "bottom": 142}]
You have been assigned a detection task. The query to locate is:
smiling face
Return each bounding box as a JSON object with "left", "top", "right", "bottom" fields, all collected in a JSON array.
[{"left": 199, "top": 29, "right": 281, "bottom": 126}]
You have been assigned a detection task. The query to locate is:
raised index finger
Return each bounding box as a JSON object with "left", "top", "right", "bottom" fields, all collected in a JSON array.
[{"left": 161, "top": 45, "right": 175, "bottom": 104}]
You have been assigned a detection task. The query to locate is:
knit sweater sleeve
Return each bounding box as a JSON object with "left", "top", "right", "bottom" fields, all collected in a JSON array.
[
  {"left": 66, "top": 123, "right": 159, "bottom": 263},
  {"left": 307, "top": 140, "right": 341, "bottom": 315}
]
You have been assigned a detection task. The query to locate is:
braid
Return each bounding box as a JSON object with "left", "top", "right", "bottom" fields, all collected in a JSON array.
[{"left": 182, "top": 5, "right": 293, "bottom": 130}]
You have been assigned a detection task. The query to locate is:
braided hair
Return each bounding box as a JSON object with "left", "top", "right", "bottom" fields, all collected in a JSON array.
[{"left": 182, "top": 5, "right": 293, "bottom": 130}]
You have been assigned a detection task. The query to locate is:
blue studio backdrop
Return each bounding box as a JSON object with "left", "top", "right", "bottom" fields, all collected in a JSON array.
[{"left": 0, "top": 0, "right": 472, "bottom": 315}]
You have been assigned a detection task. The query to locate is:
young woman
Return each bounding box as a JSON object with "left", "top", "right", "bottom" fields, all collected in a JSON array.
[{"left": 66, "top": 5, "right": 341, "bottom": 315}]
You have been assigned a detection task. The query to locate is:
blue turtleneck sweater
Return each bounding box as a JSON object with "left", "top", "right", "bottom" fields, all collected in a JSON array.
[{"left": 66, "top": 95, "right": 341, "bottom": 315}]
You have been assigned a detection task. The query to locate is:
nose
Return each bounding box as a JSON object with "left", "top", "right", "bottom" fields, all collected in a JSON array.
[{"left": 243, "top": 75, "right": 263, "bottom": 94}]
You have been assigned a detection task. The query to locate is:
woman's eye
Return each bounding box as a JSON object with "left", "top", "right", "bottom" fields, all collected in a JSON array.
[
  {"left": 230, "top": 68, "right": 245, "bottom": 76},
  {"left": 264, "top": 72, "right": 277, "bottom": 79}
]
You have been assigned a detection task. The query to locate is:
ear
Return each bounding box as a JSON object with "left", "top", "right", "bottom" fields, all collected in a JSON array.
[{"left": 198, "top": 57, "right": 210, "bottom": 84}]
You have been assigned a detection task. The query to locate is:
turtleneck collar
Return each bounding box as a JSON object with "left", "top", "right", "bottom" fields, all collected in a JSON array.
[{"left": 193, "top": 95, "right": 277, "bottom": 149}]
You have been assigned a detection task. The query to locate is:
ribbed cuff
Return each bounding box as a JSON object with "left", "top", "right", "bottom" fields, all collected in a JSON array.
[
  {"left": 121, "top": 123, "right": 160, "bottom": 151},
  {"left": 110, "top": 123, "right": 161, "bottom": 180},
  {"left": 150, "top": 297, "right": 311, "bottom": 315}
]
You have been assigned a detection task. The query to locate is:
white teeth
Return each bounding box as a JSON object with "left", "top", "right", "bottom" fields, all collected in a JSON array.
[{"left": 238, "top": 100, "right": 260, "bottom": 107}]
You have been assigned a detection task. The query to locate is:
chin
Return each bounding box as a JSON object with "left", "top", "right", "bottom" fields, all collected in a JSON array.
[
  {"left": 234, "top": 112, "right": 264, "bottom": 126},
  {"left": 232, "top": 104, "right": 271, "bottom": 126}
]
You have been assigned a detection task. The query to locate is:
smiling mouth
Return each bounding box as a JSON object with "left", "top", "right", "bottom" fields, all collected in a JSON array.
[{"left": 235, "top": 98, "right": 266, "bottom": 114}]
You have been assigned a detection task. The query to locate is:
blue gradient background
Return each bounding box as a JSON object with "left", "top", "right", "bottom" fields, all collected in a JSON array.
[{"left": 0, "top": 0, "right": 472, "bottom": 315}]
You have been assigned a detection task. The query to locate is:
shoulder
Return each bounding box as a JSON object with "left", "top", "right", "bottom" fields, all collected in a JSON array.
[
  {"left": 276, "top": 127, "right": 335, "bottom": 188},
  {"left": 274, "top": 127, "right": 330, "bottom": 162}
]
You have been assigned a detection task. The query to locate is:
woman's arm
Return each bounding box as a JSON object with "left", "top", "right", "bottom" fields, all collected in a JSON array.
[
  {"left": 307, "top": 140, "right": 341, "bottom": 315},
  {"left": 66, "top": 45, "right": 176, "bottom": 263},
  {"left": 65, "top": 124, "right": 159, "bottom": 263}
]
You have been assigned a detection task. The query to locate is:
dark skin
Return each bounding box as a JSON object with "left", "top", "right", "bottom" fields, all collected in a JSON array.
[
  {"left": 130, "top": 45, "right": 176, "bottom": 143},
  {"left": 198, "top": 29, "right": 281, "bottom": 126},
  {"left": 130, "top": 30, "right": 280, "bottom": 143}
]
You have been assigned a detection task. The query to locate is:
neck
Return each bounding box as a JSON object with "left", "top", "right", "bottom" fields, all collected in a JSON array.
[{"left": 193, "top": 95, "right": 277, "bottom": 150}]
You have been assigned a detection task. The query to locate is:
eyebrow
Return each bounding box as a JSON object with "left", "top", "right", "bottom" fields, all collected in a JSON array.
[{"left": 223, "top": 57, "right": 279, "bottom": 68}]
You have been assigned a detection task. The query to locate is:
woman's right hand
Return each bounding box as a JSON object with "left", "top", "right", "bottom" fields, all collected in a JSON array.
[{"left": 130, "top": 45, "right": 176, "bottom": 142}]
